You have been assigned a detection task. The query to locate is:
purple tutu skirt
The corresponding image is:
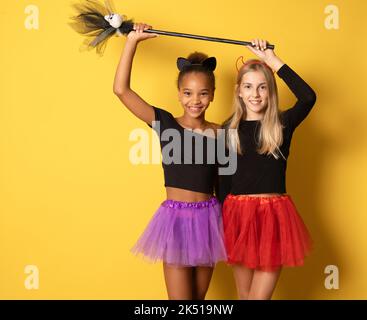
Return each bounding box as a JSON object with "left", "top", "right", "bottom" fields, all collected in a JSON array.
[{"left": 131, "top": 197, "right": 227, "bottom": 267}]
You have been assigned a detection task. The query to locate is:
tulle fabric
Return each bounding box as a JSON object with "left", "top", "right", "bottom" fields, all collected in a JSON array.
[
  {"left": 223, "top": 194, "right": 312, "bottom": 271},
  {"left": 131, "top": 197, "right": 227, "bottom": 267}
]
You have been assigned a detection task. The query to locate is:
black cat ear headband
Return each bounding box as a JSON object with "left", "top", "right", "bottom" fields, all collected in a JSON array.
[
  {"left": 176, "top": 57, "right": 217, "bottom": 72},
  {"left": 69, "top": 0, "right": 275, "bottom": 56}
]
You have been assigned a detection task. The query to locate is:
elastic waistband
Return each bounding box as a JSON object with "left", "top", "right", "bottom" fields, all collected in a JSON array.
[{"left": 161, "top": 197, "right": 219, "bottom": 209}]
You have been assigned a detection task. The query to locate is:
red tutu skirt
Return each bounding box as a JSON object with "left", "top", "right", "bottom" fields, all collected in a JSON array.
[{"left": 223, "top": 194, "right": 312, "bottom": 271}]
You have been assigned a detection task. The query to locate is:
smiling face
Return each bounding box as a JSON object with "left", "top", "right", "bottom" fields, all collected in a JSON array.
[
  {"left": 178, "top": 72, "right": 214, "bottom": 118},
  {"left": 238, "top": 70, "right": 269, "bottom": 120}
]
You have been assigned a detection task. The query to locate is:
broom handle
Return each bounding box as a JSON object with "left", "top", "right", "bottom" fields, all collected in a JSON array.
[{"left": 142, "top": 28, "right": 275, "bottom": 49}]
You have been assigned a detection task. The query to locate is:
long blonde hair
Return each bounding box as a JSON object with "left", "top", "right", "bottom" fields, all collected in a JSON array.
[{"left": 225, "top": 59, "right": 284, "bottom": 159}]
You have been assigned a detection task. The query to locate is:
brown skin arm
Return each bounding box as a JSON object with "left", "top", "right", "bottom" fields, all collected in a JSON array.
[{"left": 113, "top": 23, "right": 157, "bottom": 125}]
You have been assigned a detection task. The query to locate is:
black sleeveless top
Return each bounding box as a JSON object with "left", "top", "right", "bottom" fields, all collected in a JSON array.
[{"left": 148, "top": 107, "right": 218, "bottom": 194}]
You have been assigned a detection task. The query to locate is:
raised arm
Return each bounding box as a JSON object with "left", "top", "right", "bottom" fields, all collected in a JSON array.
[
  {"left": 246, "top": 39, "right": 316, "bottom": 129},
  {"left": 113, "top": 23, "right": 158, "bottom": 125},
  {"left": 275, "top": 64, "right": 316, "bottom": 128}
]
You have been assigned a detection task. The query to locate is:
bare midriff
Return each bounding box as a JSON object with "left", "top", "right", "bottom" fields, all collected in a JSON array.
[{"left": 165, "top": 187, "right": 213, "bottom": 202}]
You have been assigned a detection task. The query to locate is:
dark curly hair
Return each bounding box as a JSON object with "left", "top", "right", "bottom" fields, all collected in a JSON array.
[{"left": 177, "top": 52, "right": 216, "bottom": 92}]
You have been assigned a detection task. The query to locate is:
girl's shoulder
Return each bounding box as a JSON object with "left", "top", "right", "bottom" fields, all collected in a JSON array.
[
  {"left": 205, "top": 122, "right": 222, "bottom": 139},
  {"left": 206, "top": 122, "right": 221, "bottom": 130}
]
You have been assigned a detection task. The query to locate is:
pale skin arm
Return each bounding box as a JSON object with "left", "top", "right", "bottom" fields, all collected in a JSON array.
[
  {"left": 246, "top": 38, "right": 284, "bottom": 72},
  {"left": 113, "top": 23, "right": 158, "bottom": 124}
]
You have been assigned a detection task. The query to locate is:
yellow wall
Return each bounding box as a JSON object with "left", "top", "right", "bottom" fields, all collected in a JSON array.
[{"left": 0, "top": 0, "right": 366, "bottom": 299}]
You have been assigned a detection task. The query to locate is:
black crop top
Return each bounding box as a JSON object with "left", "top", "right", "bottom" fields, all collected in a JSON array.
[
  {"left": 148, "top": 107, "right": 218, "bottom": 194},
  {"left": 218, "top": 64, "right": 316, "bottom": 200}
]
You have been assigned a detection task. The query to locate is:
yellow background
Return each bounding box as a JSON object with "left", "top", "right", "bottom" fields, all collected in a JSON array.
[{"left": 1, "top": 0, "right": 366, "bottom": 299}]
